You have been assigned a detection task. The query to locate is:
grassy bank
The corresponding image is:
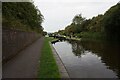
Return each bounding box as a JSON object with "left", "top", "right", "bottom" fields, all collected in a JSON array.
[
  {"left": 49, "top": 37, "right": 59, "bottom": 42},
  {"left": 38, "top": 37, "right": 60, "bottom": 78}
]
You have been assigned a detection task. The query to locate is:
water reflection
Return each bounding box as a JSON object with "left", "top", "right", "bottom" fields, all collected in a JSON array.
[
  {"left": 69, "top": 41, "right": 85, "bottom": 58},
  {"left": 68, "top": 40, "right": 120, "bottom": 78},
  {"left": 80, "top": 41, "right": 120, "bottom": 78},
  {"left": 53, "top": 40, "right": 120, "bottom": 78}
]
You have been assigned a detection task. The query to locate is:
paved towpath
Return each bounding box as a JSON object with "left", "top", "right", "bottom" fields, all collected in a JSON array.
[{"left": 3, "top": 37, "right": 44, "bottom": 78}]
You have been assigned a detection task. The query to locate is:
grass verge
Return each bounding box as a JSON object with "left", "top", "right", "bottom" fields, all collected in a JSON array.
[
  {"left": 38, "top": 37, "right": 60, "bottom": 78},
  {"left": 48, "top": 37, "right": 59, "bottom": 42}
]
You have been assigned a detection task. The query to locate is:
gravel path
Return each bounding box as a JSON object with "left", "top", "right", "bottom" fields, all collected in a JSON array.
[{"left": 3, "top": 37, "right": 44, "bottom": 78}]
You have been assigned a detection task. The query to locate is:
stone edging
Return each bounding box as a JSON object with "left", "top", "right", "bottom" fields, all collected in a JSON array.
[{"left": 49, "top": 42, "right": 70, "bottom": 78}]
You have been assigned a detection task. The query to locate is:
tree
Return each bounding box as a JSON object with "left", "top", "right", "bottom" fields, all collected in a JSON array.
[
  {"left": 58, "top": 30, "right": 65, "bottom": 35},
  {"left": 2, "top": 2, "right": 44, "bottom": 33},
  {"left": 72, "top": 14, "right": 86, "bottom": 33},
  {"left": 87, "top": 14, "right": 103, "bottom": 32},
  {"left": 72, "top": 14, "right": 85, "bottom": 25},
  {"left": 102, "top": 3, "right": 120, "bottom": 41},
  {"left": 64, "top": 23, "right": 77, "bottom": 36}
]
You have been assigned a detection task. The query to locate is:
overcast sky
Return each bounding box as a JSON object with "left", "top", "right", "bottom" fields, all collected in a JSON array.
[{"left": 33, "top": 0, "right": 119, "bottom": 32}]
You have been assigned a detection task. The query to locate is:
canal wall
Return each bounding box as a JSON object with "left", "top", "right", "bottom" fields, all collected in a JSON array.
[
  {"left": 2, "top": 29, "right": 41, "bottom": 63},
  {"left": 49, "top": 42, "right": 70, "bottom": 78}
]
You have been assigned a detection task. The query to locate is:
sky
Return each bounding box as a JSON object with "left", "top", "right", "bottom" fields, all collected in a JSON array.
[{"left": 33, "top": 0, "right": 120, "bottom": 32}]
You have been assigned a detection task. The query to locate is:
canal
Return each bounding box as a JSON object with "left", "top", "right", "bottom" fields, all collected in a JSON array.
[{"left": 52, "top": 40, "right": 120, "bottom": 78}]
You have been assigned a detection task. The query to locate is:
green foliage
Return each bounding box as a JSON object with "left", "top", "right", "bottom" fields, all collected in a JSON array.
[
  {"left": 65, "top": 23, "right": 77, "bottom": 35},
  {"left": 74, "top": 33, "right": 82, "bottom": 38},
  {"left": 102, "top": 3, "right": 120, "bottom": 41},
  {"left": 2, "top": 2, "right": 44, "bottom": 33},
  {"left": 72, "top": 14, "right": 85, "bottom": 25},
  {"left": 78, "top": 19, "right": 91, "bottom": 32},
  {"left": 57, "top": 3, "right": 120, "bottom": 42},
  {"left": 42, "top": 31, "right": 47, "bottom": 36},
  {"left": 87, "top": 14, "right": 103, "bottom": 32},
  {"left": 58, "top": 30, "right": 65, "bottom": 35},
  {"left": 63, "top": 15, "right": 91, "bottom": 36},
  {"left": 80, "top": 32, "right": 105, "bottom": 40}
]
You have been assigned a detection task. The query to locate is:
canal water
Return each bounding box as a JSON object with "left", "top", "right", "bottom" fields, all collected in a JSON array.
[{"left": 52, "top": 40, "right": 120, "bottom": 78}]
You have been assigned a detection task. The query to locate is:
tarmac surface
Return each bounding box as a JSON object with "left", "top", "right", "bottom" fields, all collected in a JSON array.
[{"left": 3, "top": 37, "right": 44, "bottom": 78}]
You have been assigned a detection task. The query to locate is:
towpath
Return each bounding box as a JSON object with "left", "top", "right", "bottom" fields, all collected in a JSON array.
[{"left": 3, "top": 37, "right": 44, "bottom": 78}]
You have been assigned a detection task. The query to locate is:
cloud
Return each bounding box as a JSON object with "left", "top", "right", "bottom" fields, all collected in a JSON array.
[{"left": 34, "top": 0, "right": 119, "bottom": 32}]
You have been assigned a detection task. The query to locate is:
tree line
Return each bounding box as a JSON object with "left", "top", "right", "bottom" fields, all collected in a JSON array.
[
  {"left": 2, "top": 2, "right": 44, "bottom": 33},
  {"left": 56, "top": 2, "right": 120, "bottom": 42}
]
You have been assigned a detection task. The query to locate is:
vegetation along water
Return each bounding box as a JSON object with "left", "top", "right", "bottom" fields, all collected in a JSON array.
[{"left": 54, "top": 3, "right": 120, "bottom": 43}]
